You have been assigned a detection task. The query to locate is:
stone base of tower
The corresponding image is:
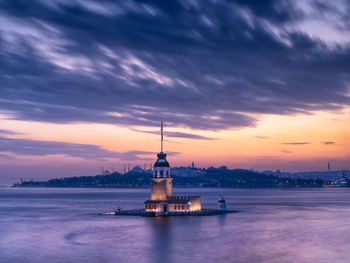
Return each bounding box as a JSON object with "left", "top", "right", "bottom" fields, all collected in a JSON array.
[
  {"left": 145, "top": 195, "right": 201, "bottom": 213},
  {"left": 150, "top": 177, "right": 172, "bottom": 200}
]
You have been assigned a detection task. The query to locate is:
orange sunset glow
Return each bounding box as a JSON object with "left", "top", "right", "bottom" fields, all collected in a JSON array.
[{"left": 1, "top": 108, "right": 349, "bottom": 184}]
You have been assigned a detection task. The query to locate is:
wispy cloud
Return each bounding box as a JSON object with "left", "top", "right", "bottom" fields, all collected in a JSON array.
[
  {"left": 118, "top": 150, "right": 180, "bottom": 161},
  {"left": 255, "top": 136, "right": 269, "bottom": 139},
  {"left": 0, "top": 129, "right": 22, "bottom": 135},
  {"left": 131, "top": 129, "right": 216, "bottom": 140},
  {"left": 282, "top": 142, "right": 310, "bottom": 145},
  {"left": 321, "top": 141, "right": 335, "bottom": 145},
  {"left": 0, "top": 153, "right": 15, "bottom": 159},
  {"left": 0, "top": 136, "right": 177, "bottom": 161}
]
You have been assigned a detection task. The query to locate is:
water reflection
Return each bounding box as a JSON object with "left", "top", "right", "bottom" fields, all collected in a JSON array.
[
  {"left": 149, "top": 217, "right": 174, "bottom": 263},
  {"left": 0, "top": 188, "right": 350, "bottom": 263}
]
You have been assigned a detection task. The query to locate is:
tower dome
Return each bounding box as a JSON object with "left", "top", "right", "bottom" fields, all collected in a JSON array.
[{"left": 154, "top": 152, "right": 169, "bottom": 167}]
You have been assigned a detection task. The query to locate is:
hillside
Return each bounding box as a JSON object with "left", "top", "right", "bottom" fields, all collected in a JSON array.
[{"left": 14, "top": 167, "right": 327, "bottom": 188}]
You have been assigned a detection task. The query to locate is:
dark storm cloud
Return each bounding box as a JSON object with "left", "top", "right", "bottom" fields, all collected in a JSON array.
[
  {"left": 0, "top": 136, "right": 169, "bottom": 160},
  {"left": 0, "top": 0, "right": 350, "bottom": 130},
  {"left": 131, "top": 128, "right": 216, "bottom": 140}
]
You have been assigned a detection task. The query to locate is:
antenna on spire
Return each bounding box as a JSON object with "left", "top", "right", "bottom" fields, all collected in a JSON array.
[{"left": 161, "top": 121, "right": 164, "bottom": 152}]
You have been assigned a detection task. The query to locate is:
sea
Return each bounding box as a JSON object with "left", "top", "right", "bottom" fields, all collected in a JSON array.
[{"left": 0, "top": 187, "right": 349, "bottom": 263}]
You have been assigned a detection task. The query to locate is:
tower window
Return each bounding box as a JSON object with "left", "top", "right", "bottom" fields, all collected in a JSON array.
[
  {"left": 154, "top": 171, "right": 157, "bottom": 176},
  {"left": 166, "top": 171, "right": 169, "bottom": 176},
  {"left": 160, "top": 170, "right": 163, "bottom": 176}
]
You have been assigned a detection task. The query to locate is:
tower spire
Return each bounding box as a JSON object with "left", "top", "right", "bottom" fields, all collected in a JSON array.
[{"left": 161, "top": 121, "right": 164, "bottom": 152}]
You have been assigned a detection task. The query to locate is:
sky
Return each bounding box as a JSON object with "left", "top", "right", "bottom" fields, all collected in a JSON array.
[{"left": 0, "top": 0, "right": 350, "bottom": 184}]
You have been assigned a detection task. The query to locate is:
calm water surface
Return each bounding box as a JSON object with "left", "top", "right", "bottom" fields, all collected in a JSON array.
[{"left": 0, "top": 187, "right": 349, "bottom": 263}]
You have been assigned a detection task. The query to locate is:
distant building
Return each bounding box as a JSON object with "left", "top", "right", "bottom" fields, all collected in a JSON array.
[
  {"left": 131, "top": 165, "right": 144, "bottom": 173},
  {"left": 171, "top": 167, "right": 206, "bottom": 177},
  {"left": 103, "top": 170, "right": 112, "bottom": 175}
]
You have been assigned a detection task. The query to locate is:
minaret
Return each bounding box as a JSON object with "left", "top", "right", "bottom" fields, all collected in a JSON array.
[
  {"left": 328, "top": 161, "right": 330, "bottom": 172},
  {"left": 150, "top": 121, "right": 173, "bottom": 200}
]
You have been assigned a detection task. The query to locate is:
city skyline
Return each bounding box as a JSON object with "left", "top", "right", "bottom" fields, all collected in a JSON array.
[{"left": 1, "top": 0, "right": 350, "bottom": 184}]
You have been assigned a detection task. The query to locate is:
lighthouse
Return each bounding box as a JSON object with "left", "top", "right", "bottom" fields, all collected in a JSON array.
[
  {"left": 144, "top": 121, "right": 201, "bottom": 214},
  {"left": 218, "top": 195, "right": 227, "bottom": 211}
]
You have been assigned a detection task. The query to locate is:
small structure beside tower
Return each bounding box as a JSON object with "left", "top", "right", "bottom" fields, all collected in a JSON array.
[{"left": 217, "top": 195, "right": 227, "bottom": 211}]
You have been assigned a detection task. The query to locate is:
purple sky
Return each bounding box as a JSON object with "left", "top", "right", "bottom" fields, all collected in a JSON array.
[{"left": 0, "top": 0, "right": 350, "bottom": 184}]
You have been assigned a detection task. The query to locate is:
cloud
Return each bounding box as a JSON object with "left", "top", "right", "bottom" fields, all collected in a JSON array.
[
  {"left": 117, "top": 150, "right": 180, "bottom": 161},
  {"left": 255, "top": 136, "right": 269, "bottom": 139},
  {"left": 0, "top": 135, "right": 175, "bottom": 161},
  {"left": 131, "top": 128, "right": 216, "bottom": 140},
  {"left": 282, "top": 142, "right": 310, "bottom": 145},
  {"left": 281, "top": 150, "right": 292, "bottom": 154},
  {"left": 321, "top": 141, "right": 335, "bottom": 145},
  {"left": 0, "top": 0, "right": 350, "bottom": 131},
  {"left": 0, "top": 153, "right": 15, "bottom": 159},
  {"left": 0, "top": 129, "right": 22, "bottom": 135}
]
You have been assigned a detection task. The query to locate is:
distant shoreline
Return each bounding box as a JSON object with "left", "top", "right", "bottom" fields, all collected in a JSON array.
[
  {"left": 11, "top": 185, "right": 330, "bottom": 189},
  {"left": 11, "top": 167, "right": 349, "bottom": 189}
]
